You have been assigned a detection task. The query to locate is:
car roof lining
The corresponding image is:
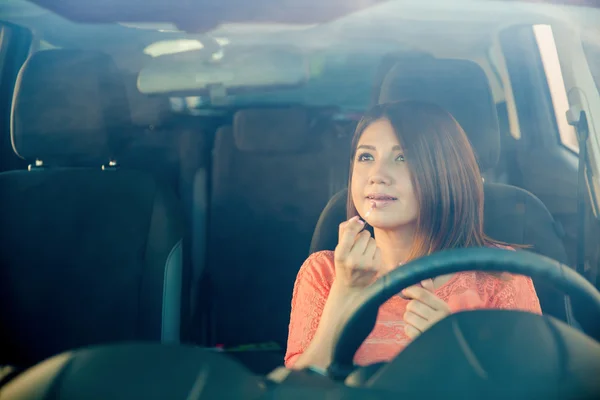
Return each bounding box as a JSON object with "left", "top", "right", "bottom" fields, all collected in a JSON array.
[
  {"left": 19, "top": 0, "right": 600, "bottom": 28},
  {"left": 4, "top": 0, "right": 598, "bottom": 108}
]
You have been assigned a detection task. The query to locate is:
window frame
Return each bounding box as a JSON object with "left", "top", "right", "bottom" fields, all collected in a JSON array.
[{"left": 533, "top": 24, "right": 580, "bottom": 154}]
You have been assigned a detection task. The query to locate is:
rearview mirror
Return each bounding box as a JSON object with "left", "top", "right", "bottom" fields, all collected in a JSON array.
[{"left": 138, "top": 46, "right": 309, "bottom": 95}]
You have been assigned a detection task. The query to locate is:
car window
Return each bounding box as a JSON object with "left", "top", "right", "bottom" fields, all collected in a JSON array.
[
  {"left": 582, "top": 34, "right": 600, "bottom": 96},
  {"left": 534, "top": 24, "right": 579, "bottom": 153}
]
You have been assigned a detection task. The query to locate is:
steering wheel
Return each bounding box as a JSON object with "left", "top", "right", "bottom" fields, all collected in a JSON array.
[{"left": 327, "top": 247, "right": 600, "bottom": 381}]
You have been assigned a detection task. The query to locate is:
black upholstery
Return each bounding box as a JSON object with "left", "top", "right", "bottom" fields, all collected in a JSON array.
[
  {"left": 0, "top": 49, "right": 185, "bottom": 368},
  {"left": 121, "top": 73, "right": 213, "bottom": 221},
  {"left": 1, "top": 343, "right": 267, "bottom": 400},
  {"left": 207, "top": 108, "right": 336, "bottom": 351},
  {"left": 369, "top": 51, "right": 435, "bottom": 107},
  {"left": 379, "top": 58, "right": 500, "bottom": 171},
  {"left": 233, "top": 108, "right": 310, "bottom": 153},
  {"left": 120, "top": 75, "right": 186, "bottom": 192},
  {"left": 121, "top": 76, "right": 213, "bottom": 343},
  {"left": 309, "top": 57, "right": 573, "bottom": 324},
  {"left": 124, "top": 76, "right": 172, "bottom": 130},
  {"left": 11, "top": 49, "right": 129, "bottom": 166},
  {"left": 362, "top": 311, "right": 600, "bottom": 396}
]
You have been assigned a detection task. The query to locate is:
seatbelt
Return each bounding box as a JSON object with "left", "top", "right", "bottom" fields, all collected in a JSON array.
[
  {"left": 190, "top": 168, "right": 211, "bottom": 345},
  {"left": 569, "top": 109, "right": 590, "bottom": 278},
  {"left": 566, "top": 108, "right": 600, "bottom": 335}
]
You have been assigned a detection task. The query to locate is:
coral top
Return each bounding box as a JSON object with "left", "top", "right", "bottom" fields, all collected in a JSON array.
[{"left": 285, "top": 250, "right": 542, "bottom": 368}]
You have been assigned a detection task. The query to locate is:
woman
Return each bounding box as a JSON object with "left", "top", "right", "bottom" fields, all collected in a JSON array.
[{"left": 285, "top": 101, "right": 541, "bottom": 370}]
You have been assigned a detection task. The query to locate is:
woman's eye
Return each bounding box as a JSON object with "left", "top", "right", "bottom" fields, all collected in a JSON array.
[
  {"left": 396, "top": 154, "right": 405, "bottom": 162},
  {"left": 357, "top": 152, "right": 374, "bottom": 162}
]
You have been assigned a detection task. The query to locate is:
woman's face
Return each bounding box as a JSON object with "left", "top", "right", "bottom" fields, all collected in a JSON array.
[{"left": 351, "top": 118, "right": 419, "bottom": 230}]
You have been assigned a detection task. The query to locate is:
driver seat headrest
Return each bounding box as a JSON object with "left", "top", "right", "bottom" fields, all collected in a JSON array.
[
  {"left": 379, "top": 58, "right": 500, "bottom": 171},
  {"left": 11, "top": 49, "right": 130, "bottom": 166}
]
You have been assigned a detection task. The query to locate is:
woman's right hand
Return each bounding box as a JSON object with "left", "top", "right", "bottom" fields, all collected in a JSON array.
[
  {"left": 291, "top": 216, "right": 382, "bottom": 370},
  {"left": 333, "top": 216, "right": 382, "bottom": 289}
]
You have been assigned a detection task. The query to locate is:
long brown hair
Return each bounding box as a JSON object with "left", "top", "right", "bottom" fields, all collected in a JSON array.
[{"left": 347, "top": 101, "right": 509, "bottom": 262}]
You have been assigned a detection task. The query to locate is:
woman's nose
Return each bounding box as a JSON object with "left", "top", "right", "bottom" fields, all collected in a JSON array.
[
  {"left": 369, "top": 174, "right": 391, "bottom": 185},
  {"left": 368, "top": 163, "right": 393, "bottom": 185}
]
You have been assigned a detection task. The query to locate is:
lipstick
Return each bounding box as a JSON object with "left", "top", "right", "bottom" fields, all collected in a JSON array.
[{"left": 364, "top": 201, "right": 376, "bottom": 218}]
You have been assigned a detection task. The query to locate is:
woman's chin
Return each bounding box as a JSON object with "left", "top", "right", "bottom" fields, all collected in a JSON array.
[
  {"left": 366, "top": 218, "right": 401, "bottom": 230},
  {"left": 367, "top": 215, "right": 416, "bottom": 231}
]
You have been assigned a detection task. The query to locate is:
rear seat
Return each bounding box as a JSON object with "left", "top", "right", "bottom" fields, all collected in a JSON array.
[
  {"left": 206, "top": 107, "right": 343, "bottom": 356},
  {"left": 120, "top": 76, "right": 213, "bottom": 342},
  {"left": 121, "top": 78, "right": 214, "bottom": 219}
]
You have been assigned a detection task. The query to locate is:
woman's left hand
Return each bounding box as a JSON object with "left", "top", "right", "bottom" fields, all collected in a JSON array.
[{"left": 402, "top": 279, "right": 451, "bottom": 339}]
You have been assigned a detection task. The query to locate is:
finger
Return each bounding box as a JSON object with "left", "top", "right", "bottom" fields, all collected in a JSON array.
[
  {"left": 403, "top": 310, "right": 429, "bottom": 332},
  {"left": 421, "top": 278, "right": 435, "bottom": 292},
  {"left": 406, "top": 299, "right": 436, "bottom": 320},
  {"left": 402, "top": 286, "right": 449, "bottom": 312},
  {"left": 351, "top": 230, "right": 372, "bottom": 255},
  {"left": 363, "top": 237, "right": 378, "bottom": 257},
  {"left": 398, "top": 283, "right": 422, "bottom": 299},
  {"left": 338, "top": 216, "right": 358, "bottom": 240},
  {"left": 372, "top": 247, "right": 383, "bottom": 270},
  {"left": 336, "top": 216, "right": 365, "bottom": 256},
  {"left": 404, "top": 324, "right": 421, "bottom": 339}
]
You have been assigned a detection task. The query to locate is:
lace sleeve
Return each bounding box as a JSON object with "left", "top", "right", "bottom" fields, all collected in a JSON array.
[
  {"left": 487, "top": 275, "right": 542, "bottom": 314},
  {"left": 284, "top": 251, "right": 335, "bottom": 368}
]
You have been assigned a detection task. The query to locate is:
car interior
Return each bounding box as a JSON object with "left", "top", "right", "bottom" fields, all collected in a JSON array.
[{"left": 1, "top": 0, "right": 600, "bottom": 399}]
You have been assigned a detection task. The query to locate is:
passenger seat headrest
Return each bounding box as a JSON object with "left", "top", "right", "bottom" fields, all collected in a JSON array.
[
  {"left": 11, "top": 49, "right": 130, "bottom": 164},
  {"left": 233, "top": 108, "right": 310, "bottom": 153},
  {"left": 379, "top": 58, "right": 500, "bottom": 171}
]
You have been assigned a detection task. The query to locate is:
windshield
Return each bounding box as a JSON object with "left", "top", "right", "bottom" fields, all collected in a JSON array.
[{"left": 1, "top": 0, "right": 599, "bottom": 379}]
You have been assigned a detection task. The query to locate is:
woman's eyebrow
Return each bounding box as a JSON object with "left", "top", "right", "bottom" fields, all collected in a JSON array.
[
  {"left": 356, "top": 144, "right": 403, "bottom": 151},
  {"left": 357, "top": 144, "right": 376, "bottom": 150}
]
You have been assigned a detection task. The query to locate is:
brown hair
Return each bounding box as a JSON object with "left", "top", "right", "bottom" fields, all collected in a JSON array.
[{"left": 347, "top": 101, "right": 512, "bottom": 263}]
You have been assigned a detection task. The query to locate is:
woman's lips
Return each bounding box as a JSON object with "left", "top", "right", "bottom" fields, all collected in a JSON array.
[
  {"left": 365, "top": 196, "right": 397, "bottom": 209},
  {"left": 366, "top": 194, "right": 398, "bottom": 201},
  {"left": 369, "top": 199, "right": 395, "bottom": 208}
]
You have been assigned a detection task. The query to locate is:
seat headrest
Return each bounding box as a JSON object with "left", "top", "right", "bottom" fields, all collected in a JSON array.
[
  {"left": 233, "top": 108, "right": 310, "bottom": 153},
  {"left": 123, "top": 75, "right": 171, "bottom": 128},
  {"left": 370, "top": 51, "right": 435, "bottom": 106},
  {"left": 379, "top": 58, "right": 500, "bottom": 171},
  {"left": 11, "top": 49, "right": 130, "bottom": 164}
]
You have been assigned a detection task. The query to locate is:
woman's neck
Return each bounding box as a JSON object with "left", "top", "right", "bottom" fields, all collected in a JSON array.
[{"left": 373, "top": 225, "right": 416, "bottom": 273}]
